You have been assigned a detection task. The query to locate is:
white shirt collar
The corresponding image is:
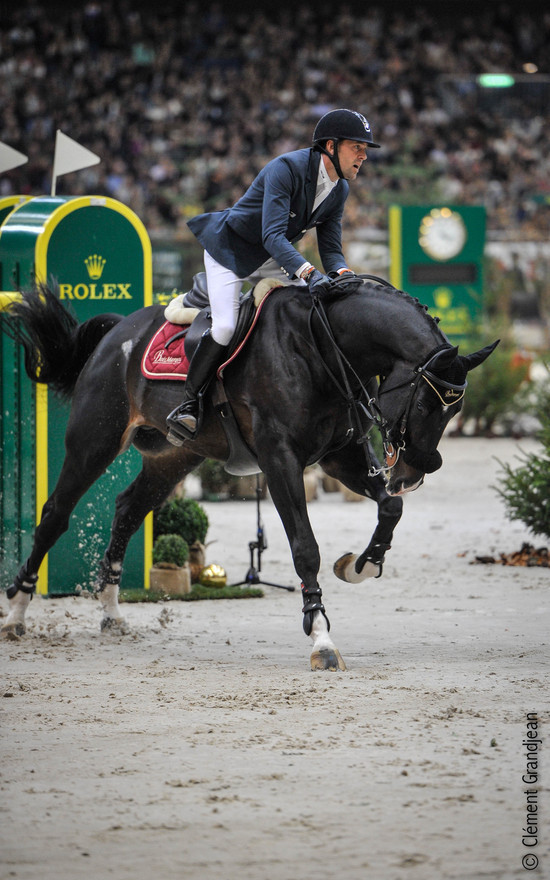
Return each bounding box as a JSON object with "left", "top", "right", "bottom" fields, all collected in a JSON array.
[{"left": 313, "top": 157, "right": 338, "bottom": 212}]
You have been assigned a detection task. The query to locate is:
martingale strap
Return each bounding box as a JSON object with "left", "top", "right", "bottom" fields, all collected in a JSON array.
[{"left": 307, "top": 297, "right": 390, "bottom": 475}]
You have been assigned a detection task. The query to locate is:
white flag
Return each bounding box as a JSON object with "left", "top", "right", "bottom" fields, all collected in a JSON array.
[
  {"left": 51, "top": 130, "right": 101, "bottom": 195},
  {"left": 0, "top": 142, "right": 28, "bottom": 174}
]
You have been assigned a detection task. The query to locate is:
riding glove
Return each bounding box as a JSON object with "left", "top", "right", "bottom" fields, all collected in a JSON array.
[{"left": 304, "top": 268, "right": 331, "bottom": 293}]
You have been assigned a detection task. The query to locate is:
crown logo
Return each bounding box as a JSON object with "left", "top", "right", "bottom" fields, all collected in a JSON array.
[{"left": 84, "top": 254, "right": 106, "bottom": 280}]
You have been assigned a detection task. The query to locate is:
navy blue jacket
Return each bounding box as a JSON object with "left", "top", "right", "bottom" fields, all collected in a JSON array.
[{"left": 187, "top": 148, "right": 349, "bottom": 278}]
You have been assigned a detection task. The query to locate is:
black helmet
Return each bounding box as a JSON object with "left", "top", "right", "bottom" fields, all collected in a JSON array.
[{"left": 312, "top": 109, "right": 380, "bottom": 149}]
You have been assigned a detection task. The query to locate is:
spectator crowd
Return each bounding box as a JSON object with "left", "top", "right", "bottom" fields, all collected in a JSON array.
[{"left": 1, "top": 1, "right": 549, "bottom": 242}]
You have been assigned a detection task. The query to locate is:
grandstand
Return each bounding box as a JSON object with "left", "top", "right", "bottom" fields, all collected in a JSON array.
[{"left": 1, "top": 1, "right": 548, "bottom": 323}]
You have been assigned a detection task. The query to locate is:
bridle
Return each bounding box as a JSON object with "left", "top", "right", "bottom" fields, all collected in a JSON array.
[
  {"left": 308, "top": 279, "right": 467, "bottom": 477},
  {"left": 377, "top": 346, "right": 467, "bottom": 474}
]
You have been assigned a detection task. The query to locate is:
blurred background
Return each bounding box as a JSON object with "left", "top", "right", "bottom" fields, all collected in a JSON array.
[{"left": 1, "top": 0, "right": 549, "bottom": 348}]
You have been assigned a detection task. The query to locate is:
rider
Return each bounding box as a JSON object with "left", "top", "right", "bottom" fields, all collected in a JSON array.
[{"left": 166, "top": 108, "right": 381, "bottom": 443}]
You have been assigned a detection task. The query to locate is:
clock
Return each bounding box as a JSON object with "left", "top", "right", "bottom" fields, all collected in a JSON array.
[{"left": 418, "top": 208, "right": 467, "bottom": 261}]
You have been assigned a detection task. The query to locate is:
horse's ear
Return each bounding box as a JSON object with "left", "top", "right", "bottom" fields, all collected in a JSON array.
[
  {"left": 459, "top": 339, "right": 500, "bottom": 372},
  {"left": 430, "top": 345, "right": 459, "bottom": 370}
]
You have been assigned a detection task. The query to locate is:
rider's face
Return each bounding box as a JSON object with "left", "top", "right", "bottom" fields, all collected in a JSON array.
[{"left": 326, "top": 139, "right": 368, "bottom": 181}]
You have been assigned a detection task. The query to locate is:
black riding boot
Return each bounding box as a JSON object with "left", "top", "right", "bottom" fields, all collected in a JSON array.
[{"left": 166, "top": 330, "right": 226, "bottom": 443}]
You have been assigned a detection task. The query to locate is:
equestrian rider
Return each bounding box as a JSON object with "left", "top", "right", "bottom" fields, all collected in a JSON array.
[{"left": 166, "top": 108, "right": 380, "bottom": 443}]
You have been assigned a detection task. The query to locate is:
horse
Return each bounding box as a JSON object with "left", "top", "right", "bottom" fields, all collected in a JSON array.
[{"left": 0, "top": 276, "right": 497, "bottom": 669}]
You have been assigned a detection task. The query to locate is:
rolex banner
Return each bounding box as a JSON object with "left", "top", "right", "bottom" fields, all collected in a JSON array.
[{"left": 0, "top": 195, "right": 152, "bottom": 595}]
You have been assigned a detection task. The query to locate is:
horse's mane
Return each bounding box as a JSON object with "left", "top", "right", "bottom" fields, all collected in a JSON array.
[
  {"left": 359, "top": 280, "right": 442, "bottom": 333},
  {"left": 282, "top": 277, "right": 444, "bottom": 339}
]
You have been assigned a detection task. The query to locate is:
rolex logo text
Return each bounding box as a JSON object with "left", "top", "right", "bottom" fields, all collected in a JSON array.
[
  {"left": 58, "top": 283, "right": 132, "bottom": 300},
  {"left": 58, "top": 254, "right": 133, "bottom": 300}
]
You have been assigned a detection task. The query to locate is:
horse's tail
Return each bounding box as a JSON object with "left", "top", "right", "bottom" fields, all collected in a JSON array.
[{"left": 1, "top": 281, "right": 123, "bottom": 398}]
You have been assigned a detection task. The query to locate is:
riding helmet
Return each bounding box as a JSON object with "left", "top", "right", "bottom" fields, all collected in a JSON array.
[{"left": 312, "top": 109, "right": 381, "bottom": 148}]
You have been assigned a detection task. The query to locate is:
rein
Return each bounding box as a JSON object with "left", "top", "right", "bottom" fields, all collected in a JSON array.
[
  {"left": 308, "top": 292, "right": 391, "bottom": 477},
  {"left": 307, "top": 283, "right": 467, "bottom": 477}
]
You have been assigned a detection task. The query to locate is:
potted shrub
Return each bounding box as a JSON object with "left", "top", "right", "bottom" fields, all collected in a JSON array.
[
  {"left": 150, "top": 533, "right": 191, "bottom": 595},
  {"left": 154, "top": 496, "right": 209, "bottom": 544},
  {"left": 154, "top": 497, "right": 209, "bottom": 583}
]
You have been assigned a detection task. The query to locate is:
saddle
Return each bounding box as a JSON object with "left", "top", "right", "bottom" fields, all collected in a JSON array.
[
  {"left": 180, "top": 273, "right": 259, "bottom": 364},
  {"left": 142, "top": 273, "right": 282, "bottom": 476}
]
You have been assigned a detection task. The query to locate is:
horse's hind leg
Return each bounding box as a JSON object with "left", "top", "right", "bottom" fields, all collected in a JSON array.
[
  {"left": 2, "top": 427, "right": 126, "bottom": 637},
  {"left": 96, "top": 450, "right": 202, "bottom": 630},
  {"left": 320, "top": 441, "right": 403, "bottom": 583}
]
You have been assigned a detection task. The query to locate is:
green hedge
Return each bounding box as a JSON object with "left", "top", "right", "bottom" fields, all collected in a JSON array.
[
  {"left": 154, "top": 496, "right": 209, "bottom": 545},
  {"left": 496, "top": 370, "right": 550, "bottom": 540}
]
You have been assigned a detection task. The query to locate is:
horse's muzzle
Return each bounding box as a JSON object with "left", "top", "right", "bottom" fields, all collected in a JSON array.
[
  {"left": 386, "top": 474, "right": 424, "bottom": 496},
  {"left": 402, "top": 446, "right": 443, "bottom": 474}
]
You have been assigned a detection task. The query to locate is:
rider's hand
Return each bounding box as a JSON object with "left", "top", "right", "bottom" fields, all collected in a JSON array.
[{"left": 304, "top": 267, "right": 331, "bottom": 293}]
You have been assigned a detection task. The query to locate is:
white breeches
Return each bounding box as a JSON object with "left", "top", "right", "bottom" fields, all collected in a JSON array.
[{"left": 203, "top": 251, "right": 305, "bottom": 346}]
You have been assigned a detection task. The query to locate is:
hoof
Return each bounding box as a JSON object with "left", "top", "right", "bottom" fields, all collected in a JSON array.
[
  {"left": 333, "top": 552, "right": 380, "bottom": 583},
  {"left": 1, "top": 622, "right": 26, "bottom": 638},
  {"left": 310, "top": 647, "right": 346, "bottom": 672},
  {"left": 100, "top": 617, "right": 128, "bottom": 634}
]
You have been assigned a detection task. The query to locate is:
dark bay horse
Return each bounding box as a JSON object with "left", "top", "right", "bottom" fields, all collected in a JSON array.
[{"left": 1, "top": 278, "right": 497, "bottom": 669}]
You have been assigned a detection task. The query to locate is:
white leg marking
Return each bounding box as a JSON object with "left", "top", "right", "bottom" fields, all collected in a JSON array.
[
  {"left": 99, "top": 583, "right": 124, "bottom": 624},
  {"left": 309, "top": 611, "right": 346, "bottom": 671},
  {"left": 2, "top": 591, "right": 32, "bottom": 635},
  {"left": 310, "top": 610, "right": 335, "bottom": 651}
]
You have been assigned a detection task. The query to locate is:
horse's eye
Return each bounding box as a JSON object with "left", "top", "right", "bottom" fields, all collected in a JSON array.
[{"left": 417, "top": 401, "right": 425, "bottom": 413}]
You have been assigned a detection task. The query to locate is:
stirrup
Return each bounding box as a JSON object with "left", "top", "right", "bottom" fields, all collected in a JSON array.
[
  {"left": 166, "top": 399, "right": 200, "bottom": 443},
  {"left": 166, "top": 429, "right": 185, "bottom": 447},
  {"left": 173, "top": 409, "right": 198, "bottom": 432}
]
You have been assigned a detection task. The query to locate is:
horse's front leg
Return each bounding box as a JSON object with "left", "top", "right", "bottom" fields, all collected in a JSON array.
[
  {"left": 306, "top": 600, "right": 346, "bottom": 672},
  {"left": 260, "top": 450, "right": 345, "bottom": 671},
  {"left": 320, "top": 441, "right": 403, "bottom": 583},
  {"left": 334, "top": 477, "right": 403, "bottom": 582}
]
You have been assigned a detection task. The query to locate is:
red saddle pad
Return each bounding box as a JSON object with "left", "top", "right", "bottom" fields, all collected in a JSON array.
[
  {"left": 141, "top": 321, "right": 190, "bottom": 381},
  {"left": 141, "top": 287, "right": 278, "bottom": 382}
]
